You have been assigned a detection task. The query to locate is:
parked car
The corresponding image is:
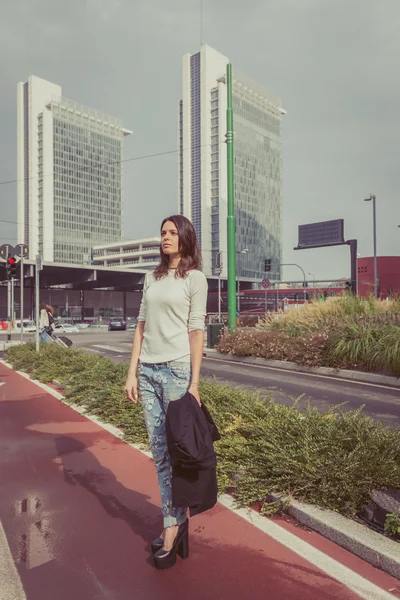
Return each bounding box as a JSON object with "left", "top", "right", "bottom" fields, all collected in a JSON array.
[
  {"left": 14, "top": 320, "right": 36, "bottom": 333},
  {"left": 108, "top": 319, "right": 127, "bottom": 331},
  {"left": 76, "top": 323, "right": 90, "bottom": 329},
  {"left": 55, "top": 323, "right": 79, "bottom": 333}
]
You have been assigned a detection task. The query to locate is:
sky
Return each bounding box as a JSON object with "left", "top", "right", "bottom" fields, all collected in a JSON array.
[{"left": 0, "top": 0, "right": 399, "bottom": 282}]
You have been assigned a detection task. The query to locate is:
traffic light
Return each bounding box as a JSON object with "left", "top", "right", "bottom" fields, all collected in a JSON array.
[
  {"left": 264, "top": 259, "right": 272, "bottom": 272},
  {"left": 216, "top": 252, "right": 222, "bottom": 269},
  {"left": 7, "top": 256, "right": 17, "bottom": 280}
]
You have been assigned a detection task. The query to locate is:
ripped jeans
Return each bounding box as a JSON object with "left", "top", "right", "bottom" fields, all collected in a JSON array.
[{"left": 138, "top": 360, "right": 191, "bottom": 528}]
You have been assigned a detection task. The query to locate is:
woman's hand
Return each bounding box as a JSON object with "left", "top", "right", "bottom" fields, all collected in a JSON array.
[
  {"left": 125, "top": 375, "right": 138, "bottom": 404},
  {"left": 188, "top": 383, "right": 201, "bottom": 406}
]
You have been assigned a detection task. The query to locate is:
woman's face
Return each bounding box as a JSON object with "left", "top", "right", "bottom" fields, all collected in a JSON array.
[{"left": 161, "top": 221, "right": 180, "bottom": 257}]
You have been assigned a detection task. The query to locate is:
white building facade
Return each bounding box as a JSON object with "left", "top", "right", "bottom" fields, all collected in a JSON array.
[
  {"left": 92, "top": 237, "right": 160, "bottom": 270},
  {"left": 17, "top": 75, "right": 132, "bottom": 264},
  {"left": 179, "top": 45, "right": 284, "bottom": 280}
]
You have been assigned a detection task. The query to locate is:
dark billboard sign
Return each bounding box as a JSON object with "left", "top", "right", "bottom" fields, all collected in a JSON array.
[{"left": 297, "top": 219, "right": 344, "bottom": 248}]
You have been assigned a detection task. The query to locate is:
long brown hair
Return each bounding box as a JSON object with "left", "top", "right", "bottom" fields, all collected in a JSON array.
[{"left": 153, "top": 215, "right": 202, "bottom": 280}]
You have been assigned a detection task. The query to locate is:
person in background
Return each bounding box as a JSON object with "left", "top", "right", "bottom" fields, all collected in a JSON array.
[{"left": 39, "top": 303, "right": 56, "bottom": 343}]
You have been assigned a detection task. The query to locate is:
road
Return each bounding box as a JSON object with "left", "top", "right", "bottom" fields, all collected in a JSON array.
[{"left": 53, "top": 330, "right": 400, "bottom": 428}]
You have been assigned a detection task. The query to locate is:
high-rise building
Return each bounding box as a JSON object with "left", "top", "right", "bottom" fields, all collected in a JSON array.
[
  {"left": 17, "top": 75, "right": 132, "bottom": 264},
  {"left": 179, "top": 45, "right": 285, "bottom": 280}
]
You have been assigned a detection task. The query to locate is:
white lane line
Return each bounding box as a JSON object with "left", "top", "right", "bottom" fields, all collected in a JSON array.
[
  {"left": 0, "top": 520, "right": 26, "bottom": 600},
  {"left": 92, "top": 345, "right": 124, "bottom": 353},
  {"left": 203, "top": 356, "right": 400, "bottom": 393},
  {"left": 4, "top": 366, "right": 398, "bottom": 599}
]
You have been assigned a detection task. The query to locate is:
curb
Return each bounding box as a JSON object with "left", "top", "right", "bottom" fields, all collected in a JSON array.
[
  {"left": 48, "top": 383, "right": 400, "bottom": 580},
  {"left": 269, "top": 494, "right": 400, "bottom": 580},
  {"left": 203, "top": 349, "right": 400, "bottom": 389}
]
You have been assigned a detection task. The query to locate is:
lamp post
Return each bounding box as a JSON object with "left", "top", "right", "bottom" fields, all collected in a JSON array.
[
  {"left": 236, "top": 249, "right": 249, "bottom": 316},
  {"left": 364, "top": 194, "right": 378, "bottom": 298},
  {"left": 281, "top": 263, "right": 307, "bottom": 302},
  {"left": 308, "top": 272, "right": 315, "bottom": 286},
  {"left": 226, "top": 63, "right": 237, "bottom": 331}
]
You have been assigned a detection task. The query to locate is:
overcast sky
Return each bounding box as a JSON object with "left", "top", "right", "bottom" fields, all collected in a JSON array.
[{"left": 1, "top": 0, "right": 399, "bottom": 281}]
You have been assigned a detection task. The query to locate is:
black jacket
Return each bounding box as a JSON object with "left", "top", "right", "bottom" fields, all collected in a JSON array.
[{"left": 166, "top": 392, "right": 221, "bottom": 516}]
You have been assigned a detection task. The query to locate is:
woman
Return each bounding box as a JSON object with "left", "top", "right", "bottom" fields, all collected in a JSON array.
[
  {"left": 125, "top": 215, "right": 208, "bottom": 570},
  {"left": 39, "top": 303, "right": 56, "bottom": 343}
]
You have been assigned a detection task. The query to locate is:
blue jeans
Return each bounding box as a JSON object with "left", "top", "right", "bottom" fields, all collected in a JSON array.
[
  {"left": 40, "top": 328, "right": 52, "bottom": 343},
  {"left": 138, "top": 360, "right": 191, "bottom": 528}
]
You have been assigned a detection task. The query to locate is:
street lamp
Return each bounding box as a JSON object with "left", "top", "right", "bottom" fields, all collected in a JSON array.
[
  {"left": 364, "top": 194, "right": 378, "bottom": 298},
  {"left": 308, "top": 272, "right": 315, "bottom": 285},
  {"left": 236, "top": 249, "right": 249, "bottom": 316}
]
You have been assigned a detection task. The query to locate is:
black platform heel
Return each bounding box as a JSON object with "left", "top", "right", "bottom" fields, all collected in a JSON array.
[
  {"left": 153, "top": 520, "right": 189, "bottom": 569},
  {"left": 151, "top": 536, "right": 163, "bottom": 555}
]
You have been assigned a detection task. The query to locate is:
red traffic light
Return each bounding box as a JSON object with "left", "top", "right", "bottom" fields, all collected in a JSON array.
[{"left": 7, "top": 257, "right": 16, "bottom": 265}]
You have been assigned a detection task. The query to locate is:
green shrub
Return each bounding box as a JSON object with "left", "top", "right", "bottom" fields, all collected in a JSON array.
[
  {"left": 5, "top": 343, "right": 400, "bottom": 521},
  {"left": 257, "top": 296, "right": 400, "bottom": 337},
  {"left": 217, "top": 297, "right": 400, "bottom": 376},
  {"left": 324, "top": 322, "right": 400, "bottom": 376}
]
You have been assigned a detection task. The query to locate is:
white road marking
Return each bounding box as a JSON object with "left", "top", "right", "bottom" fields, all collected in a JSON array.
[
  {"left": 2, "top": 363, "right": 398, "bottom": 598},
  {"left": 204, "top": 356, "right": 400, "bottom": 392},
  {"left": 0, "top": 520, "right": 26, "bottom": 600},
  {"left": 92, "top": 344, "right": 124, "bottom": 353}
]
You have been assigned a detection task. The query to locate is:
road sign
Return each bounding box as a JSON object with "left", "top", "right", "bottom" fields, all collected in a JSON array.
[
  {"left": 15, "top": 244, "right": 29, "bottom": 259},
  {"left": 297, "top": 219, "right": 344, "bottom": 248},
  {"left": 0, "top": 244, "right": 15, "bottom": 261},
  {"left": 236, "top": 310, "right": 240, "bottom": 317},
  {"left": 262, "top": 277, "right": 270, "bottom": 289}
]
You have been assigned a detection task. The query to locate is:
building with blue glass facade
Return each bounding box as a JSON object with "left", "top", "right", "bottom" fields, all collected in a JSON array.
[{"left": 179, "top": 45, "right": 285, "bottom": 281}]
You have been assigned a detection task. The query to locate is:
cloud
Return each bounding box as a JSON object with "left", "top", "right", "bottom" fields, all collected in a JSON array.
[{"left": 0, "top": 0, "right": 399, "bottom": 279}]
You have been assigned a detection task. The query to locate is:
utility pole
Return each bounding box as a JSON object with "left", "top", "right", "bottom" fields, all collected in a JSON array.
[
  {"left": 364, "top": 194, "right": 378, "bottom": 298},
  {"left": 216, "top": 252, "right": 222, "bottom": 323},
  {"left": 7, "top": 280, "right": 11, "bottom": 342},
  {"left": 15, "top": 244, "right": 28, "bottom": 342},
  {"left": 11, "top": 278, "right": 15, "bottom": 329},
  {"left": 35, "top": 255, "right": 42, "bottom": 352},
  {"left": 226, "top": 63, "right": 237, "bottom": 332},
  {"left": 0, "top": 244, "right": 16, "bottom": 342},
  {"left": 20, "top": 254, "right": 24, "bottom": 341}
]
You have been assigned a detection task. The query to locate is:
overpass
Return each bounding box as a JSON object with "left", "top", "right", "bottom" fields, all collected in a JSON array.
[{"left": 0, "top": 261, "right": 256, "bottom": 321}]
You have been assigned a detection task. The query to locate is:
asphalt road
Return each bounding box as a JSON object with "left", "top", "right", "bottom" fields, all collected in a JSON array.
[{"left": 51, "top": 330, "right": 400, "bottom": 428}]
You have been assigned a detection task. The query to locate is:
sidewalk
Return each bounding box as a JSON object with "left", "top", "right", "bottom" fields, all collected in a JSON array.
[{"left": 0, "top": 364, "right": 399, "bottom": 600}]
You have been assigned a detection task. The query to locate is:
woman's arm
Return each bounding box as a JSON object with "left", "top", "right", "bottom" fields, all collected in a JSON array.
[
  {"left": 188, "top": 271, "right": 208, "bottom": 405},
  {"left": 188, "top": 330, "right": 204, "bottom": 405},
  {"left": 125, "top": 322, "right": 145, "bottom": 403},
  {"left": 125, "top": 273, "right": 149, "bottom": 403}
]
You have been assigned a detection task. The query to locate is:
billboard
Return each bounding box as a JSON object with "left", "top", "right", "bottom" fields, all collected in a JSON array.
[{"left": 297, "top": 219, "right": 344, "bottom": 248}]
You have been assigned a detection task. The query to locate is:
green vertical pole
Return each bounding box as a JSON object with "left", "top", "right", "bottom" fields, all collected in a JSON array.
[{"left": 226, "top": 63, "right": 237, "bottom": 332}]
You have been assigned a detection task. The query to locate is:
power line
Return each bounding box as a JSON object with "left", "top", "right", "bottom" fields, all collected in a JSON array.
[{"left": 0, "top": 140, "right": 220, "bottom": 188}]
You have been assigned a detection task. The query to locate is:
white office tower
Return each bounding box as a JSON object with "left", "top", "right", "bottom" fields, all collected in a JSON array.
[
  {"left": 179, "top": 45, "right": 284, "bottom": 280},
  {"left": 17, "top": 75, "right": 132, "bottom": 264}
]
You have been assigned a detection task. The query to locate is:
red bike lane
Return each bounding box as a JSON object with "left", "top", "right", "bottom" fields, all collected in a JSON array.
[{"left": 0, "top": 363, "right": 398, "bottom": 600}]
